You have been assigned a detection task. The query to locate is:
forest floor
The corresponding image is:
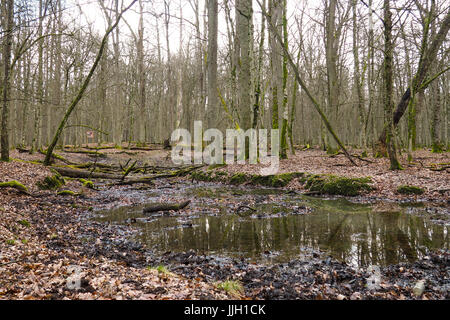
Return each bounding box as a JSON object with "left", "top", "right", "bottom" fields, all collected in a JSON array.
[{"left": 0, "top": 146, "right": 448, "bottom": 300}]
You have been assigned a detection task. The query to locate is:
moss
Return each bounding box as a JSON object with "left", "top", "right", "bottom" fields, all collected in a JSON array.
[
  {"left": 374, "top": 152, "right": 384, "bottom": 159},
  {"left": 216, "top": 280, "right": 244, "bottom": 297},
  {"left": 198, "top": 171, "right": 305, "bottom": 188},
  {"left": 80, "top": 179, "right": 94, "bottom": 189},
  {"left": 305, "top": 175, "right": 373, "bottom": 196},
  {"left": 147, "top": 265, "right": 174, "bottom": 277},
  {"left": 273, "top": 172, "right": 304, "bottom": 187},
  {"left": 215, "top": 171, "right": 228, "bottom": 177},
  {"left": 207, "top": 163, "right": 227, "bottom": 171},
  {"left": 6, "top": 239, "right": 16, "bottom": 245},
  {"left": 18, "top": 219, "right": 31, "bottom": 227},
  {"left": 37, "top": 174, "right": 65, "bottom": 190},
  {"left": 12, "top": 158, "right": 42, "bottom": 165},
  {"left": 57, "top": 190, "right": 79, "bottom": 196},
  {"left": 397, "top": 185, "right": 425, "bottom": 195},
  {"left": 248, "top": 172, "right": 304, "bottom": 188},
  {"left": 389, "top": 158, "right": 404, "bottom": 171},
  {"left": 191, "top": 170, "right": 213, "bottom": 182},
  {"left": 431, "top": 143, "right": 444, "bottom": 154},
  {"left": 230, "top": 173, "right": 251, "bottom": 185},
  {"left": 49, "top": 233, "right": 58, "bottom": 240},
  {"left": 0, "top": 180, "right": 28, "bottom": 193}
]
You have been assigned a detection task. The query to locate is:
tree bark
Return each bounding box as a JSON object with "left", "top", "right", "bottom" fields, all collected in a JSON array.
[
  {"left": 383, "top": 0, "right": 402, "bottom": 170},
  {"left": 207, "top": 0, "right": 218, "bottom": 129},
  {"left": 236, "top": 0, "right": 253, "bottom": 132},
  {"left": 1, "top": 0, "right": 14, "bottom": 162}
]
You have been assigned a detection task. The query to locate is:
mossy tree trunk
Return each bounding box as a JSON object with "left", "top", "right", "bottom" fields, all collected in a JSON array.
[
  {"left": 288, "top": 48, "right": 301, "bottom": 156},
  {"left": 383, "top": 0, "right": 402, "bottom": 171},
  {"left": 280, "top": 0, "right": 289, "bottom": 159},
  {"left": 352, "top": 0, "right": 367, "bottom": 150},
  {"left": 430, "top": 0, "right": 443, "bottom": 153},
  {"left": 269, "top": 0, "right": 281, "bottom": 133},
  {"left": 252, "top": 0, "right": 266, "bottom": 130},
  {"left": 324, "top": 0, "right": 340, "bottom": 154},
  {"left": 1, "top": 0, "right": 14, "bottom": 162}
]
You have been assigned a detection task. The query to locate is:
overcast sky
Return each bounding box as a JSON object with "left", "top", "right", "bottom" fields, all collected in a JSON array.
[{"left": 63, "top": 0, "right": 383, "bottom": 57}]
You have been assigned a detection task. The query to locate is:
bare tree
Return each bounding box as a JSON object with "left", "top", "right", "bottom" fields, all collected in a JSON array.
[
  {"left": 207, "top": 0, "right": 218, "bottom": 129},
  {"left": 1, "top": 0, "right": 14, "bottom": 161}
]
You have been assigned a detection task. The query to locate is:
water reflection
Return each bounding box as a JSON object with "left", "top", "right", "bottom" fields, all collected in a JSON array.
[
  {"left": 95, "top": 196, "right": 449, "bottom": 267},
  {"left": 135, "top": 209, "right": 448, "bottom": 267}
]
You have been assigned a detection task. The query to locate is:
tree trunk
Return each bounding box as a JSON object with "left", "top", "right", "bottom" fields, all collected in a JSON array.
[
  {"left": 269, "top": 0, "right": 281, "bottom": 131},
  {"left": 383, "top": 0, "right": 402, "bottom": 170},
  {"left": 352, "top": 0, "right": 366, "bottom": 149},
  {"left": 324, "top": 0, "right": 339, "bottom": 154},
  {"left": 253, "top": 0, "right": 266, "bottom": 130},
  {"left": 236, "top": 0, "right": 253, "bottom": 132},
  {"left": 1, "top": 0, "right": 14, "bottom": 162},
  {"left": 207, "top": 0, "right": 218, "bottom": 129}
]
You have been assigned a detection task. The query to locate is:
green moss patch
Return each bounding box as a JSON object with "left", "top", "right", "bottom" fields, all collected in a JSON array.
[
  {"left": 249, "top": 172, "right": 304, "bottom": 187},
  {"left": 229, "top": 173, "right": 249, "bottom": 185},
  {"left": 397, "top": 185, "right": 425, "bottom": 195},
  {"left": 191, "top": 168, "right": 373, "bottom": 196},
  {"left": 191, "top": 170, "right": 214, "bottom": 182},
  {"left": 57, "top": 190, "right": 79, "bottom": 196},
  {"left": 304, "top": 175, "right": 374, "bottom": 196},
  {"left": 0, "top": 180, "right": 28, "bottom": 193},
  {"left": 80, "top": 179, "right": 95, "bottom": 189},
  {"left": 18, "top": 219, "right": 31, "bottom": 227},
  {"left": 37, "top": 173, "right": 65, "bottom": 190},
  {"left": 193, "top": 170, "right": 305, "bottom": 188}
]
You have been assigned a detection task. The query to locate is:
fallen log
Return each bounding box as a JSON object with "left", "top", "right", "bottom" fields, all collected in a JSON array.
[
  {"left": 112, "top": 173, "right": 182, "bottom": 185},
  {"left": 16, "top": 147, "right": 31, "bottom": 153},
  {"left": 62, "top": 149, "right": 108, "bottom": 158},
  {"left": 110, "top": 165, "right": 205, "bottom": 186},
  {"left": 143, "top": 200, "right": 191, "bottom": 213},
  {"left": 0, "top": 180, "right": 29, "bottom": 194},
  {"left": 51, "top": 167, "right": 122, "bottom": 180},
  {"left": 38, "top": 149, "right": 75, "bottom": 165},
  {"left": 53, "top": 164, "right": 204, "bottom": 183}
]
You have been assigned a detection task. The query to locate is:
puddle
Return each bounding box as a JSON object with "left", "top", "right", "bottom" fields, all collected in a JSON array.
[{"left": 94, "top": 186, "right": 449, "bottom": 268}]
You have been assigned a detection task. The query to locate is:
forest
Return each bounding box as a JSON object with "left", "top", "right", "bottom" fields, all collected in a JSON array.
[{"left": 0, "top": 0, "right": 449, "bottom": 302}]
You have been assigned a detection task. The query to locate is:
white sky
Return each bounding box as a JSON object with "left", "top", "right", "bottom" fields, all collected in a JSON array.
[
  {"left": 65, "top": 0, "right": 328, "bottom": 50},
  {"left": 60, "top": 0, "right": 402, "bottom": 64}
]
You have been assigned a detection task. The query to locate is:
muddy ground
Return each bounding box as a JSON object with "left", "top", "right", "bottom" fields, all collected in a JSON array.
[{"left": 0, "top": 146, "right": 448, "bottom": 300}]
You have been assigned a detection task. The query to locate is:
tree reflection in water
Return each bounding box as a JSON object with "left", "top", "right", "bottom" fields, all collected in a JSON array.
[{"left": 137, "top": 204, "right": 448, "bottom": 267}]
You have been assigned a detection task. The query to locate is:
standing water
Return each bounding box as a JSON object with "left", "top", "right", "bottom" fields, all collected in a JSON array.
[{"left": 94, "top": 185, "right": 449, "bottom": 268}]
